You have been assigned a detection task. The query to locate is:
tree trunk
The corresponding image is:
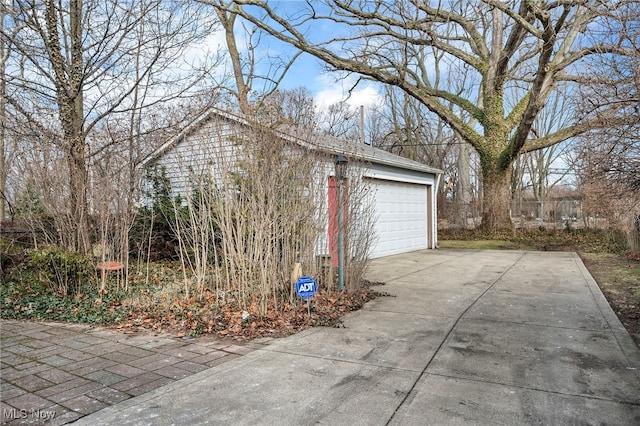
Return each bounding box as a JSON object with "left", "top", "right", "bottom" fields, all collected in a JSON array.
[
  {"left": 46, "top": 0, "right": 90, "bottom": 254},
  {"left": 0, "top": 6, "right": 6, "bottom": 222},
  {"left": 214, "top": 5, "right": 251, "bottom": 115},
  {"left": 481, "top": 168, "right": 513, "bottom": 233},
  {"left": 456, "top": 142, "right": 471, "bottom": 228},
  {"left": 68, "top": 136, "right": 90, "bottom": 254}
]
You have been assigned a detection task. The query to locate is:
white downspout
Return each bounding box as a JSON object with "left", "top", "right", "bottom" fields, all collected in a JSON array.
[{"left": 434, "top": 173, "right": 442, "bottom": 249}]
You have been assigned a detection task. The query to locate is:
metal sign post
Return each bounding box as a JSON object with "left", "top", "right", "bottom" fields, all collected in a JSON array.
[{"left": 334, "top": 155, "right": 348, "bottom": 291}]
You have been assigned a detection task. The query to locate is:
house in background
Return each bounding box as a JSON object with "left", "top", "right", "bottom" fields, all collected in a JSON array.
[{"left": 140, "top": 108, "right": 442, "bottom": 260}]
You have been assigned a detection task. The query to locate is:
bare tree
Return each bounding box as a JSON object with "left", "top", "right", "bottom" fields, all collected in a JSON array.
[
  {"left": 2, "top": 0, "right": 216, "bottom": 253},
  {"left": 202, "top": 0, "right": 302, "bottom": 115},
  {"left": 516, "top": 89, "right": 575, "bottom": 221},
  {"left": 259, "top": 87, "right": 318, "bottom": 129},
  {"left": 318, "top": 100, "right": 360, "bottom": 140},
  {"left": 223, "top": 0, "right": 638, "bottom": 232},
  {"left": 573, "top": 3, "right": 640, "bottom": 252},
  {"left": 375, "top": 44, "right": 477, "bottom": 228},
  {"left": 520, "top": 144, "right": 573, "bottom": 220},
  {"left": 0, "top": 2, "right": 6, "bottom": 222}
]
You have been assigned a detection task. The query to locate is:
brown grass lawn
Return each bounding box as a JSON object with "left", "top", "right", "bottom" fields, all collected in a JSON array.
[{"left": 579, "top": 252, "right": 640, "bottom": 346}]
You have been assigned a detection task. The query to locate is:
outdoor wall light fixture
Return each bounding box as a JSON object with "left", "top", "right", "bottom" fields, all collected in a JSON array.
[
  {"left": 333, "top": 155, "right": 348, "bottom": 291},
  {"left": 334, "top": 155, "right": 348, "bottom": 179}
]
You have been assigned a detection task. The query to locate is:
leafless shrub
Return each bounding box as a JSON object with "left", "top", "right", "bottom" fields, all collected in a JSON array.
[
  {"left": 90, "top": 149, "right": 136, "bottom": 292},
  {"left": 343, "top": 171, "right": 376, "bottom": 291},
  {"left": 163, "top": 116, "right": 375, "bottom": 315}
]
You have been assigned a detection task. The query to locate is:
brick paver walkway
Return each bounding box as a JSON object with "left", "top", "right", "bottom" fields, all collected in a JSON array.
[{"left": 0, "top": 320, "right": 254, "bottom": 425}]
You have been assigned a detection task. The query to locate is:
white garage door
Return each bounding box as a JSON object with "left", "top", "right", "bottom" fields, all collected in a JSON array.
[{"left": 368, "top": 179, "right": 428, "bottom": 258}]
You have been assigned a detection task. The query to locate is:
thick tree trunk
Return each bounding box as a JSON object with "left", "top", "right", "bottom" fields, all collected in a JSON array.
[{"left": 481, "top": 168, "right": 513, "bottom": 233}]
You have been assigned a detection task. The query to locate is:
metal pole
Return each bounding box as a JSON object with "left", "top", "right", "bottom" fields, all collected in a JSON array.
[
  {"left": 337, "top": 176, "right": 345, "bottom": 291},
  {"left": 360, "top": 105, "right": 365, "bottom": 145}
]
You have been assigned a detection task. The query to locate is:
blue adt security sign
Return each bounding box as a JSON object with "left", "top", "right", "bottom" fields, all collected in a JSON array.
[{"left": 295, "top": 276, "right": 317, "bottom": 299}]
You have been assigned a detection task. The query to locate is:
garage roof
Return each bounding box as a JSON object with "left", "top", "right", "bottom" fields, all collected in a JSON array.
[{"left": 142, "top": 107, "right": 443, "bottom": 176}]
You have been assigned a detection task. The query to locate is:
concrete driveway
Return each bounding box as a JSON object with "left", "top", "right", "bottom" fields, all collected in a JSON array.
[{"left": 72, "top": 249, "right": 640, "bottom": 425}]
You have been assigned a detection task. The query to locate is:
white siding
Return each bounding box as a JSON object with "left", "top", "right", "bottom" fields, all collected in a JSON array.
[{"left": 152, "top": 119, "right": 242, "bottom": 199}]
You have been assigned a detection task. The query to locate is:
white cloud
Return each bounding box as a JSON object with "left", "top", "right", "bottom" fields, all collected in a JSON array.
[
  {"left": 179, "top": 25, "right": 386, "bottom": 114},
  {"left": 184, "top": 28, "right": 228, "bottom": 67},
  {"left": 313, "top": 73, "right": 384, "bottom": 111}
]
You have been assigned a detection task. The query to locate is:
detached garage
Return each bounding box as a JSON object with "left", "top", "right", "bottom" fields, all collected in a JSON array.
[
  {"left": 337, "top": 148, "right": 440, "bottom": 258},
  {"left": 142, "top": 108, "right": 441, "bottom": 262},
  {"left": 368, "top": 179, "right": 431, "bottom": 257}
]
